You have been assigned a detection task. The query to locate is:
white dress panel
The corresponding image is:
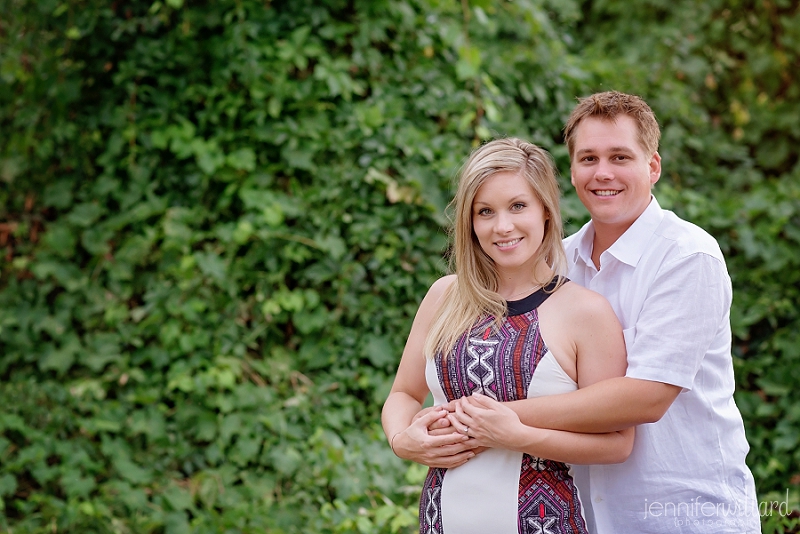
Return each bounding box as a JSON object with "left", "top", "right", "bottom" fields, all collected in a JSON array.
[{"left": 425, "top": 351, "right": 579, "bottom": 534}]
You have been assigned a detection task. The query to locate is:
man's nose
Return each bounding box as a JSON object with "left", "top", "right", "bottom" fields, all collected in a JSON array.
[{"left": 594, "top": 159, "right": 614, "bottom": 180}]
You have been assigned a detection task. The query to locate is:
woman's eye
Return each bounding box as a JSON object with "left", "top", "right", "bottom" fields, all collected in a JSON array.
[{"left": 511, "top": 203, "right": 525, "bottom": 211}]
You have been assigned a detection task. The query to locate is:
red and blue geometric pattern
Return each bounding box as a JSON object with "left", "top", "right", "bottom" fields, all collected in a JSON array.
[{"left": 420, "top": 306, "right": 588, "bottom": 533}]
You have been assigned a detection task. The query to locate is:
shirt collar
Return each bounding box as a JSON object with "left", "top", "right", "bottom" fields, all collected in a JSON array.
[
  {"left": 572, "top": 196, "right": 664, "bottom": 268},
  {"left": 573, "top": 221, "right": 596, "bottom": 267}
]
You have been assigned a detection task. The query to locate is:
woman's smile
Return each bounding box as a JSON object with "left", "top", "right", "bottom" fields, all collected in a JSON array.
[{"left": 496, "top": 237, "right": 522, "bottom": 249}]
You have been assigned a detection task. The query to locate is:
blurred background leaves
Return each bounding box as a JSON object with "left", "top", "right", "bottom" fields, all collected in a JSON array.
[{"left": 1, "top": 0, "right": 798, "bottom": 532}]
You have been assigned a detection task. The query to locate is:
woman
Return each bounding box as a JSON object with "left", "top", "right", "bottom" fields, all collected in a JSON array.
[{"left": 381, "top": 138, "right": 633, "bottom": 534}]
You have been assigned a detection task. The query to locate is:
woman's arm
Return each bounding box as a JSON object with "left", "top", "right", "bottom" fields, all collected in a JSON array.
[{"left": 381, "top": 275, "right": 479, "bottom": 468}]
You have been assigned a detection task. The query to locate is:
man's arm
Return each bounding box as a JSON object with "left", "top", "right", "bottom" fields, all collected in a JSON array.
[
  {"left": 506, "top": 377, "right": 681, "bottom": 432},
  {"left": 507, "top": 252, "right": 728, "bottom": 433},
  {"left": 451, "top": 392, "right": 635, "bottom": 463}
]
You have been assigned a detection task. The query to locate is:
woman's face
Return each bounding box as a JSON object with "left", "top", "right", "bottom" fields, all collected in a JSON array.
[{"left": 471, "top": 171, "right": 547, "bottom": 277}]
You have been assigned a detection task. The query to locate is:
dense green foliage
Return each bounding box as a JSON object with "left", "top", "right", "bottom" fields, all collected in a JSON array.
[
  {"left": 1, "top": 0, "right": 798, "bottom": 532},
  {"left": 574, "top": 2, "right": 800, "bottom": 527}
]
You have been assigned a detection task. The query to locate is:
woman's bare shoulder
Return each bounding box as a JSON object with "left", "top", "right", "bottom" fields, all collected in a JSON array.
[
  {"left": 418, "top": 274, "right": 457, "bottom": 310},
  {"left": 430, "top": 274, "right": 457, "bottom": 293}
]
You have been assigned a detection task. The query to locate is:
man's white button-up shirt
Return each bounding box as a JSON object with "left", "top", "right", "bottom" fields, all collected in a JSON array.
[{"left": 565, "top": 196, "right": 760, "bottom": 533}]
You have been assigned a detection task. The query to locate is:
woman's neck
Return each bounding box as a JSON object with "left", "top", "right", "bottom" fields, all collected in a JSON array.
[{"left": 496, "top": 265, "right": 553, "bottom": 300}]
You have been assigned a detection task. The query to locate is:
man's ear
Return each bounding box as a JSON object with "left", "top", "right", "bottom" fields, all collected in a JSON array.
[{"left": 649, "top": 152, "right": 662, "bottom": 186}]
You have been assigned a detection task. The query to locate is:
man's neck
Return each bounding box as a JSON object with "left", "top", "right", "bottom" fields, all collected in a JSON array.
[{"left": 590, "top": 223, "right": 630, "bottom": 270}]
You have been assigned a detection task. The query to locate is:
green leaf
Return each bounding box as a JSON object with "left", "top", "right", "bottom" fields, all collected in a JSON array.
[
  {"left": 226, "top": 147, "right": 256, "bottom": 171},
  {"left": 193, "top": 139, "right": 225, "bottom": 175},
  {"left": 66, "top": 203, "right": 105, "bottom": 227},
  {"left": 0, "top": 473, "right": 18, "bottom": 497},
  {"left": 195, "top": 473, "right": 219, "bottom": 509},
  {"left": 456, "top": 45, "right": 481, "bottom": 80},
  {"left": 41, "top": 225, "right": 77, "bottom": 257},
  {"left": 82, "top": 332, "right": 122, "bottom": 372},
  {"left": 163, "top": 485, "right": 193, "bottom": 511},
  {"left": 114, "top": 455, "right": 152, "bottom": 485},
  {"left": 163, "top": 511, "right": 191, "bottom": 534},
  {"left": 194, "top": 251, "right": 227, "bottom": 282},
  {"left": 60, "top": 469, "right": 96, "bottom": 499},
  {"left": 362, "top": 335, "right": 396, "bottom": 368},
  {"left": 39, "top": 334, "right": 81, "bottom": 375}
]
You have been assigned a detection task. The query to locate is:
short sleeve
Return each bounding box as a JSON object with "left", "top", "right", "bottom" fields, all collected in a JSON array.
[{"left": 624, "top": 252, "right": 732, "bottom": 390}]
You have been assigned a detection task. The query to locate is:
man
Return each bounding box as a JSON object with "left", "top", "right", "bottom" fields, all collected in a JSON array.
[
  {"left": 533, "top": 90, "right": 760, "bottom": 532},
  {"left": 396, "top": 91, "right": 760, "bottom": 533}
]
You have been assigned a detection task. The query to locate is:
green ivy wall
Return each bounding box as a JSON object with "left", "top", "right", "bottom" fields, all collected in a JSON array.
[{"left": 1, "top": 1, "right": 798, "bottom": 532}]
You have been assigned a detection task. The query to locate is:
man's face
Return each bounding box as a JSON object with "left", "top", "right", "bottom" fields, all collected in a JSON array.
[{"left": 570, "top": 115, "right": 661, "bottom": 235}]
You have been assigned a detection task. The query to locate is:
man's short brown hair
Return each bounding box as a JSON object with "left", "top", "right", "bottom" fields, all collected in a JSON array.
[{"left": 563, "top": 91, "right": 661, "bottom": 158}]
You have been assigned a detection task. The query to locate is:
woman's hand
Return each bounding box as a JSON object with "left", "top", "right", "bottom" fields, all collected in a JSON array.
[
  {"left": 448, "top": 392, "right": 528, "bottom": 451},
  {"left": 393, "top": 406, "right": 480, "bottom": 468},
  {"left": 413, "top": 405, "right": 455, "bottom": 436}
]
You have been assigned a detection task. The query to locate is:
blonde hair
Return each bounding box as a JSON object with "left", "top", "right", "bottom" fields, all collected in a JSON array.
[
  {"left": 424, "top": 138, "right": 567, "bottom": 359},
  {"left": 564, "top": 90, "right": 661, "bottom": 158}
]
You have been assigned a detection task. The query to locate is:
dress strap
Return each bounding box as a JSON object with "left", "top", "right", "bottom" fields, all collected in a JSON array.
[{"left": 506, "top": 276, "right": 568, "bottom": 316}]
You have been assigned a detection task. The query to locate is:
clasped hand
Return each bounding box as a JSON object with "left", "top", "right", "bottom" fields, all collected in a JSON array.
[
  {"left": 397, "top": 393, "right": 524, "bottom": 468},
  {"left": 393, "top": 405, "right": 478, "bottom": 468},
  {"left": 443, "top": 392, "right": 525, "bottom": 451}
]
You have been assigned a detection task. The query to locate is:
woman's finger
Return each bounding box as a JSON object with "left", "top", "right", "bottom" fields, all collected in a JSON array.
[
  {"left": 428, "top": 449, "right": 476, "bottom": 469},
  {"left": 429, "top": 414, "right": 451, "bottom": 429},
  {"left": 412, "top": 406, "right": 449, "bottom": 428},
  {"left": 424, "top": 431, "right": 471, "bottom": 448},
  {"left": 429, "top": 424, "right": 460, "bottom": 436},
  {"left": 411, "top": 405, "right": 437, "bottom": 422}
]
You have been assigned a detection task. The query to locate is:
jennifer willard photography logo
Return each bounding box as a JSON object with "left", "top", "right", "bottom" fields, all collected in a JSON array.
[{"left": 643, "top": 490, "right": 792, "bottom": 528}]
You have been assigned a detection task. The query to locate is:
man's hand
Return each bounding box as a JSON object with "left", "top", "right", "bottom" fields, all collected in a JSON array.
[{"left": 448, "top": 393, "right": 526, "bottom": 450}]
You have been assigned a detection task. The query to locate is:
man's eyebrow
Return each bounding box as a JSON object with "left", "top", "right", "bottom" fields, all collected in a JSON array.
[{"left": 575, "top": 145, "right": 636, "bottom": 156}]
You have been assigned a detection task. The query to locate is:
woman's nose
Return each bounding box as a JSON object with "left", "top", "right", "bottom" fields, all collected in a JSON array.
[{"left": 494, "top": 212, "right": 514, "bottom": 233}]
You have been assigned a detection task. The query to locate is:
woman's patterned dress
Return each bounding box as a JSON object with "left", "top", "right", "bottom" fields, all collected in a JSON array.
[{"left": 420, "top": 283, "right": 588, "bottom": 534}]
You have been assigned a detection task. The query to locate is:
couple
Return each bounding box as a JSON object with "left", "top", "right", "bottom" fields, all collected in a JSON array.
[{"left": 382, "top": 91, "right": 760, "bottom": 533}]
